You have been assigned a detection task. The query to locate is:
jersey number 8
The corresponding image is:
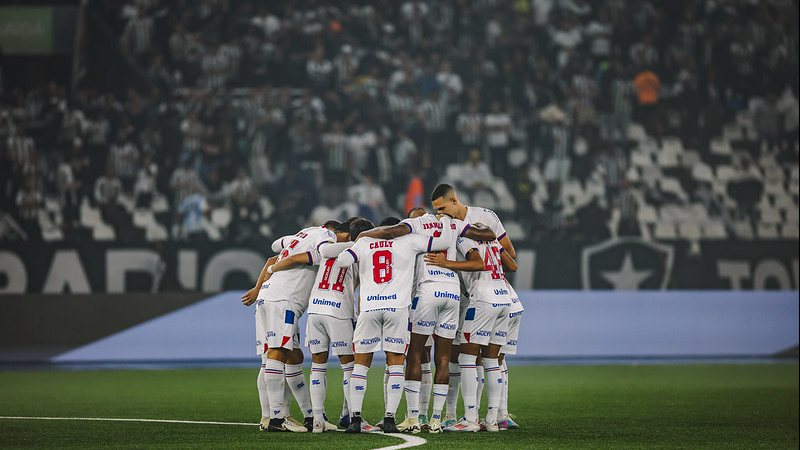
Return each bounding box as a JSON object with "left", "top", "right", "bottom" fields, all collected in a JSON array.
[{"left": 372, "top": 250, "right": 393, "bottom": 284}]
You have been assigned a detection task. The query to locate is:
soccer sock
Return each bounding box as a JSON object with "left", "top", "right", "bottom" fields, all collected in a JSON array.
[
  {"left": 404, "top": 380, "right": 421, "bottom": 419},
  {"left": 348, "top": 364, "right": 369, "bottom": 417},
  {"left": 458, "top": 354, "right": 479, "bottom": 423},
  {"left": 282, "top": 379, "right": 292, "bottom": 414},
  {"left": 499, "top": 360, "right": 509, "bottom": 419},
  {"left": 264, "top": 359, "right": 287, "bottom": 419},
  {"left": 310, "top": 363, "right": 327, "bottom": 420},
  {"left": 482, "top": 358, "right": 502, "bottom": 425},
  {"left": 475, "top": 366, "right": 485, "bottom": 415},
  {"left": 385, "top": 365, "right": 405, "bottom": 418},
  {"left": 257, "top": 358, "right": 270, "bottom": 419},
  {"left": 285, "top": 363, "right": 312, "bottom": 418},
  {"left": 431, "top": 384, "right": 449, "bottom": 420},
  {"left": 445, "top": 362, "right": 460, "bottom": 419},
  {"left": 341, "top": 361, "right": 354, "bottom": 417},
  {"left": 382, "top": 366, "right": 389, "bottom": 406},
  {"left": 419, "top": 362, "right": 433, "bottom": 416}
]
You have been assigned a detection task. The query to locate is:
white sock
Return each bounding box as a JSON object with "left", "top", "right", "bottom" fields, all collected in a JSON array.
[
  {"left": 257, "top": 358, "right": 270, "bottom": 419},
  {"left": 264, "top": 359, "right": 286, "bottom": 419},
  {"left": 405, "top": 380, "right": 421, "bottom": 419},
  {"left": 419, "top": 362, "right": 433, "bottom": 416},
  {"left": 310, "top": 363, "right": 327, "bottom": 420},
  {"left": 382, "top": 366, "right": 389, "bottom": 406},
  {"left": 482, "top": 358, "right": 502, "bottom": 425},
  {"left": 282, "top": 380, "right": 291, "bottom": 414},
  {"left": 349, "top": 364, "right": 369, "bottom": 416},
  {"left": 341, "top": 361, "right": 354, "bottom": 417},
  {"left": 475, "top": 366, "right": 485, "bottom": 415},
  {"left": 458, "top": 354, "right": 479, "bottom": 422},
  {"left": 431, "top": 384, "right": 448, "bottom": 420},
  {"left": 499, "top": 360, "right": 509, "bottom": 419},
  {"left": 445, "top": 362, "right": 460, "bottom": 419},
  {"left": 285, "top": 363, "right": 312, "bottom": 418},
  {"left": 385, "top": 364, "right": 405, "bottom": 418}
]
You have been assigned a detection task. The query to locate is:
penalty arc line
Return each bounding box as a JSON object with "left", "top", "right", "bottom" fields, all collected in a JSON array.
[{"left": 0, "top": 416, "right": 427, "bottom": 450}]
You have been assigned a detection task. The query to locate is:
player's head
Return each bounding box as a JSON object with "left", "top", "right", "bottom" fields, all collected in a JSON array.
[
  {"left": 349, "top": 218, "right": 374, "bottom": 242},
  {"left": 323, "top": 220, "right": 341, "bottom": 230},
  {"left": 430, "top": 183, "right": 461, "bottom": 218},
  {"left": 380, "top": 216, "right": 401, "bottom": 226},
  {"left": 334, "top": 217, "right": 359, "bottom": 241},
  {"left": 407, "top": 207, "right": 427, "bottom": 218}
]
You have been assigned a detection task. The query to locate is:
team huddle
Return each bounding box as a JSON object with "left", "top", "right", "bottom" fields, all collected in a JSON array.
[{"left": 241, "top": 184, "right": 524, "bottom": 434}]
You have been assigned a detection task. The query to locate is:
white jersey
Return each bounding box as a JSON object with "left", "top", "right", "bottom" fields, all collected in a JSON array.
[
  {"left": 456, "top": 237, "right": 511, "bottom": 305},
  {"left": 260, "top": 226, "right": 336, "bottom": 311},
  {"left": 462, "top": 205, "right": 508, "bottom": 243},
  {"left": 506, "top": 281, "right": 524, "bottom": 313},
  {"left": 401, "top": 213, "right": 464, "bottom": 287},
  {"left": 306, "top": 256, "right": 357, "bottom": 320},
  {"left": 335, "top": 232, "right": 450, "bottom": 312}
]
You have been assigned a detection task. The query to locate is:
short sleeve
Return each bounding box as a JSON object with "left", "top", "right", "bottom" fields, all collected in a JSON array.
[
  {"left": 400, "top": 217, "right": 422, "bottom": 234},
  {"left": 334, "top": 242, "right": 359, "bottom": 268},
  {"left": 457, "top": 237, "right": 480, "bottom": 257}
]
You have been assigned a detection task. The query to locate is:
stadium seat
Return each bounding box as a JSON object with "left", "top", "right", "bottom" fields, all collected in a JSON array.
[
  {"left": 715, "top": 165, "right": 736, "bottom": 182},
  {"left": 631, "top": 150, "right": 653, "bottom": 168},
  {"left": 626, "top": 166, "right": 640, "bottom": 182},
  {"left": 678, "top": 222, "right": 702, "bottom": 241},
  {"left": 151, "top": 194, "right": 170, "bottom": 213},
  {"left": 132, "top": 209, "right": 169, "bottom": 241},
  {"left": 504, "top": 220, "right": 525, "bottom": 241},
  {"left": 656, "top": 150, "right": 679, "bottom": 168},
  {"left": 627, "top": 123, "right": 647, "bottom": 142},
  {"left": 731, "top": 220, "right": 754, "bottom": 239},
  {"left": 757, "top": 223, "right": 779, "bottom": 239},
  {"left": 211, "top": 208, "right": 232, "bottom": 229},
  {"left": 760, "top": 208, "right": 781, "bottom": 224},
  {"left": 654, "top": 222, "right": 677, "bottom": 240},
  {"left": 473, "top": 190, "right": 497, "bottom": 211},
  {"left": 710, "top": 138, "right": 732, "bottom": 156},
  {"left": 692, "top": 163, "right": 714, "bottom": 183},
  {"left": 702, "top": 221, "right": 728, "bottom": 239},
  {"left": 507, "top": 148, "right": 527, "bottom": 168},
  {"left": 764, "top": 180, "right": 785, "bottom": 196},
  {"left": 637, "top": 205, "right": 658, "bottom": 224},
  {"left": 781, "top": 223, "right": 800, "bottom": 239},
  {"left": 680, "top": 150, "right": 701, "bottom": 167},
  {"left": 659, "top": 177, "right": 687, "bottom": 201},
  {"left": 491, "top": 180, "right": 517, "bottom": 212}
]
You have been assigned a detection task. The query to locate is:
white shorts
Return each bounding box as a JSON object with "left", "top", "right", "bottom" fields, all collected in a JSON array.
[
  {"left": 353, "top": 308, "right": 410, "bottom": 354},
  {"left": 306, "top": 314, "right": 355, "bottom": 356},
  {"left": 264, "top": 300, "right": 301, "bottom": 350},
  {"left": 456, "top": 301, "right": 510, "bottom": 347},
  {"left": 501, "top": 310, "right": 524, "bottom": 355},
  {"left": 410, "top": 283, "right": 460, "bottom": 340}
]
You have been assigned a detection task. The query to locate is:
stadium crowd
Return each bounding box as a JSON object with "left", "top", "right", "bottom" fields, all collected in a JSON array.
[{"left": 1, "top": 0, "right": 798, "bottom": 244}]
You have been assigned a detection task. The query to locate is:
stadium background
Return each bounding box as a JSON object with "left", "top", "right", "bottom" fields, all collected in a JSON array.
[{"left": 0, "top": 0, "right": 798, "bottom": 448}]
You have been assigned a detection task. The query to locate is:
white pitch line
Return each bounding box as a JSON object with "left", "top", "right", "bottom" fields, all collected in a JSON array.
[{"left": 0, "top": 416, "right": 427, "bottom": 450}]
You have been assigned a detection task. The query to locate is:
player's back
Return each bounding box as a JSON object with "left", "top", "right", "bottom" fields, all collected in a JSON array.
[
  {"left": 262, "top": 226, "right": 335, "bottom": 308},
  {"left": 402, "top": 213, "right": 460, "bottom": 286},
  {"left": 351, "top": 234, "right": 432, "bottom": 312},
  {"left": 463, "top": 205, "right": 507, "bottom": 241},
  {"left": 307, "top": 255, "right": 356, "bottom": 320},
  {"left": 457, "top": 237, "right": 510, "bottom": 304}
]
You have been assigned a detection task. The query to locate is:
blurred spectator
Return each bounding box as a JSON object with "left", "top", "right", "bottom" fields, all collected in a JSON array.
[
  {"left": 176, "top": 186, "right": 210, "bottom": 243},
  {"left": 485, "top": 101, "right": 512, "bottom": 174},
  {"left": 754, "top": 94, "right": 781, "bottom": 153},
  {"left": 634, "top": 69, "right": 661, "bottom": 136},
  {"left": 349, "top": 175, "right": 386, "bottom": 223},
  {"left": 15, "top": 176, "right": 43, "bottom": 240}
]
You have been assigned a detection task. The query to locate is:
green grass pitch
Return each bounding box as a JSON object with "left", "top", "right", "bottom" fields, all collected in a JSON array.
[{"left": 0, "top": 363, "right": 797, "bottom": 449}]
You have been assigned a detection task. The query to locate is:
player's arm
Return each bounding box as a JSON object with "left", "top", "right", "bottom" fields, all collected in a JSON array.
[
  {"left": 356, "top": 223, "right": 412, "bottom": 241},
  {"left": 320, "top": 241, "right": 354, "bottom": 259},
  {"left": 270, "top": 235, "right": 294, "bottom": 253},
  {"left": 241, "top": 255, "right": 278, "bottom": 306},
  {"left": 498, "top": 234, "right": 516, "bottom": 259},
  {"left": 459, "top": 222, "right": 496, "bottom": 242},
  {"left": 500, "top": 249, "right": 517, "bottom": 272},
  {"left": 424, "top": 248, "right": 484, "bottom": 271},
  {"left": 269, "top": 252, "right": 315, "bottom": 273},
  {"left": 333, "top": 245, "right": 359, "bottom": 269}
]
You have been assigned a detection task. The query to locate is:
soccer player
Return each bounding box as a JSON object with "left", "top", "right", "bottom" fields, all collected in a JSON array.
[
  {"left": 424, "top": 235, "right": 512, "bottom": 432},
  {"left": 257, "top": 222, "right": 342, "bottom": 432},
  {"left": 303, "top": 220, "right": 359, "bottom": 433},
  {"left": 357, "top": 207, "right": 495, "bottom": 433},
  {"left": 332, "top": 218, "right": 452, "bottom": 433},
  {"left": 498, "top": 280, "right": 523, "bottom": 430},
  {"left": 428, "top": 183, "right": 518, "bottom": 427}
]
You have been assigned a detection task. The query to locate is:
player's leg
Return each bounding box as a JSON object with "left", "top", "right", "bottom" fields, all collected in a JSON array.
[
  {"left": 338, "top": 353, "right": 355, "bottom": 428},
  {"left": 286, "top": 332, "right": 314, "bottom": 430},
  {"left": 346, "top": 310, "right": 380, "bottom": 433},
  {"left": 475, "top": 353, "right": 484, "bottom": 418},
  {"left": 399, "top": 332, "right": 428, "bottom": 433},
  {"left": 499, "top": 310, "right": 522, "bottom": 429},
  {"left": 429, "top": 294, "right": 458, "bottom": 432},
  {"left": 419, "top": 343, "right": 433, "bottom": 427},
  {"left": 444, "top": 342, "right": 461, "bottom": 425},
  {"left": 264, "top": 301, "right": 301, "bottom": 431},
  {"left": 328, "top": 315, "right": 355, "bottom": 430},
  {"left": 382, "top": 308, "right": 410, "bottom": 433},
  {"left": 306, "top": 314, "right": 329, "bottom": 432},
  {"left": 255, "top": 304, "right": 270, "bottom": 429},
  {"left": 480, "top": 304, "right": 510, "bottom": 432}
]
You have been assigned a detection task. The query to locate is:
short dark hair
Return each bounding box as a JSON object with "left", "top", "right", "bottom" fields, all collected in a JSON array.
[
  {"left": 380, "top": 216, "right": 401, "bottom": 226},
  {"left": 349, "top": 218, "right": 374, "bottom": 241},
  {"left": 430, "top": 183, "right": 454, "bottom": 202},
  {"left": 335, "top": 217, "right": 359, "bottom": 234},
  {"left": 323, "top": 220, "right": 341, "bottom": 230},
  {"left": 407, "top": 207, "right": 427, "bottom": 218}
]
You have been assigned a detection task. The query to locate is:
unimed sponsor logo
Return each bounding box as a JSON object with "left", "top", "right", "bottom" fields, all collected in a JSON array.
[
  {"left": 312, "top": 298, "right": 342, "bottom": 308},
  {"left": 428, "top": 269, "right": 456, "bottom": 278},
  {"left": 366, "top": 293, "right": 397, "bottom": 301},
  {"left": 493, "top": 288, "right": 509, "bottom": 296},
  {"left": 509, "top": 311, "right": 523, "bottom": 318},
  {"left": 434, "top": 291, "right": 460, "bottom": 300}
]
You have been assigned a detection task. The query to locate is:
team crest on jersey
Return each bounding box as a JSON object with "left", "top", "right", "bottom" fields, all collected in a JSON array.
[{"left": 581, "top": 237, "right": 674, "bottom": 290}]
